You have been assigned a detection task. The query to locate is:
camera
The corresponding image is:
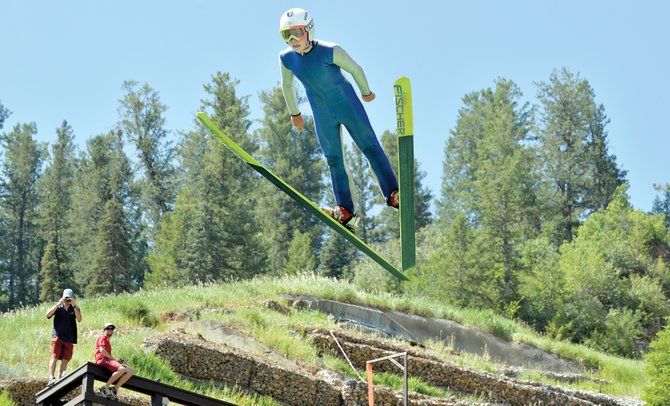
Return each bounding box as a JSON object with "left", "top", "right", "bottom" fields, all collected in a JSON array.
[{"left": 65, "top": 298, "right": 72, "bottom": 303}]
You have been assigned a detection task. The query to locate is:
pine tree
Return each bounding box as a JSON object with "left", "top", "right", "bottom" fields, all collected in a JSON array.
[
  {"left": 0, "top": 101, "right": 9, "bottom": 130},
  {"left": 158, "top": 72, "right": 264, "bottom": 283},
  {"left": 145, "top": 198, "right": 188, "bottom": 288},
  {"left": 373, "top": 131, "right": 400, "bottom": 240},
  {"left": 88, "top": 132, "right": 137, "bottom": 295},
  {"left": 200, "top": 72, "right": 265, "bottom": 278},
  {"left": 117, "top": 80, "right": 175, "bottom": 229},
  {"left": 145, "top": 132, "right": 199, "bottom": 287},
  {"left": 318, "top": 233, "right": 356, "bottom": 279},
  {"left": 438, "top": 79, "right": 537, "bottom": 306},
  {"left": 68, "top": 131, "right": 139, "bottom": 294},
  {"left": 179, "top": 175, "right": 229, "bottom": 283},
  {"left": 67, "top": 137, "right": 107, "bottom": 291},
  {"left": 417, "top": 214, "right": 496, "bottom": 307},
  {"left": 89, "top": 197, "right": 134, "bottom": 295},
  {"left": 0, "top": 101, "right": 11, "bottom": 308},
  {"left": 284, "top": 230, "right": 317, "bottom": 275},
  {"left": 0, "top": 123, "right": 45, "bottom": 306},
  {"left": 652, "top": 183, "right": 670, "bottom": 229},
  {"left": 413, "top": 163, "right": 433, "bottom": 232},
  {"left": 585, "top": 104, "right": 627, "bottom": 212},
  {"left": 148, "top": 128, "right": 227, "bottom": 286},
  {"left": 535, "top": 68, "right": 624, "bottom": 244},
  {"left": 375, "top": 131, "right": 433, "bottom": 242},
  {"left": 39, "top": 121, "right": 77, "bottom": 301},
  {"left": 0, "top": 210, "right": 9, "bottom": 308},
  {"left": 346, "top": 142, "right": 379, "bottom": 243}
]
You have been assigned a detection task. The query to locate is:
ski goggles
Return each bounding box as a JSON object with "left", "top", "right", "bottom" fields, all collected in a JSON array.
[{"left": 280, "top": 26, "right": 308, "bottom": 43}]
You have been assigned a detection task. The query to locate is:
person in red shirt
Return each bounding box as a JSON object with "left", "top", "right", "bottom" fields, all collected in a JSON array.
[{"left": 94, "top": 323, "right": 133, "bottom": 400}]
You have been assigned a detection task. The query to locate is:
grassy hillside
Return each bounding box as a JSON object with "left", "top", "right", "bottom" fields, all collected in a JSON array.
[{"left": 0, "top": 274, "right": 647, "bottom": 403}]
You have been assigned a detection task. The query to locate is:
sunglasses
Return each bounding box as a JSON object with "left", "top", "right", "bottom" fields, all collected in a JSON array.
[
  {"left": 280, "top": 26, "right": 307, "bottom": 43},
  {"left": 105, "top": 327, "right": 115, "bottom": 331}
]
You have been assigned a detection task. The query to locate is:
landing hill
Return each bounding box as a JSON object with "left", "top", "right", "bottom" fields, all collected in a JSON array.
[{"left": 0, "top": 275, "right": 646, "bottom": 405}]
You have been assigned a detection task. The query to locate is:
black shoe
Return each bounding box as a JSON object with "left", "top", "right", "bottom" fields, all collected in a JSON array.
[{"left": 98, "top": 386, "right": 112, "bottom": 399}]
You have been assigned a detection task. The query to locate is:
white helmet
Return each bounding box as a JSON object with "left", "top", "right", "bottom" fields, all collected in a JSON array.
[{"left": 279, "top": 8, "right": 314, "bottom": 42}]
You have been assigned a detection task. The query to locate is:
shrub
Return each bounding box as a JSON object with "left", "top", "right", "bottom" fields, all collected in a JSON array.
[
  {"left": 629, "top": 275, "right": 670, "bottom": 322},
  {"left": 120, "top": 300, "right": 159, "bottom": 327},
  {"left": 585, "top": 308, "right": 643, "bottom": 358},
  {"left": 643, "top": 323, "right": 670, "bottom": 405}
]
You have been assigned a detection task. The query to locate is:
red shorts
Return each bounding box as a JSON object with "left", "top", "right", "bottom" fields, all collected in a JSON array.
[
  {"left": 97, "top": 357, "right": 122, "bottom": 373},
  {"left": 50, "top": 337, "right": 74, "bottom": 361}
]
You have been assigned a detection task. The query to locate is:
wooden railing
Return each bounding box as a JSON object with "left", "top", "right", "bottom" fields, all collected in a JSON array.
[{"left": 36, "top": 362, "right": 237, "bottom": 406}]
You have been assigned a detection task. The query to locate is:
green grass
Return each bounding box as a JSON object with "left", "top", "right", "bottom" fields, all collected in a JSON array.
[
  {"left": 373, "top": 372, "right": 449, "bottom": 397},
  {"left": 0, "top": 273, "right": 648, "bottom": 401},
  {"left": 0, "top": 390, "right": 18, "bottom": 406},
  {"left": 322, "top": 354, "right": 457, "bottom": 399}
]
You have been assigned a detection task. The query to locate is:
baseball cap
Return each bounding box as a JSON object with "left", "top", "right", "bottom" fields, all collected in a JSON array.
[
  {"left": 104, "top": 323, "right": 116, "bottom": 330},
  {"left": 62, "top": 288, "right": 74, "bottom": 298}
]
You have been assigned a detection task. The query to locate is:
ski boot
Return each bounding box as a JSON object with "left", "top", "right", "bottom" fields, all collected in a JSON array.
[
  {"left": 387, "top": 189, "right": 400, "bottom": 209},
  {"left": 323, "top": 205, "right": 355, "bottom": 231}
]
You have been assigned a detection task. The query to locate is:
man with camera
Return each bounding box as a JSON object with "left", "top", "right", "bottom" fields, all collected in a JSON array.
[{"left": 46, "top": 288, "right": 82, "bottom": 385}]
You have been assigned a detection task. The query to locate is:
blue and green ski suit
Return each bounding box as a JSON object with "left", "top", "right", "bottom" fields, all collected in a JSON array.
[{"left": 280, "top": 40, "right": 398, "bottom": 214}]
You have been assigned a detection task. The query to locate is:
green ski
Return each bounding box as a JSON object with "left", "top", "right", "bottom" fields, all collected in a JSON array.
[
  {"left": 394, "top": 77, "right": 416, "bottom": 272},
  {"left": 196, "top": 112, "right": 408, "bottom": 281}
]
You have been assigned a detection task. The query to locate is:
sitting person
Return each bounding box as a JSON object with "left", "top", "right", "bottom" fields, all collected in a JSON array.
[{"left": 94, "top": 323, "right": 133, "bottom": 400}]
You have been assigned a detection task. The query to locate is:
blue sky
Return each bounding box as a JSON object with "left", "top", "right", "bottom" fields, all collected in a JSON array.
[{"left": 1, "top": 1, "right": 668, "bottom": 212}]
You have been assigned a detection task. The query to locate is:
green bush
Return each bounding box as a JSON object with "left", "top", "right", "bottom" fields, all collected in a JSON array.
[
  {"left": 586, "top": 308, "right": 643, "bottom": 358},
  {"left": 629, "top": 275, "right": 670, "bottom": 321},
  {"left": 643, "top": 324, "right": 670, "bottom": 405},
  {"left": 549, "top": 293, "right": 606, "bottom": 342},
  {"left": 119, "top": 300, "right": 159, "bottom": 327}
]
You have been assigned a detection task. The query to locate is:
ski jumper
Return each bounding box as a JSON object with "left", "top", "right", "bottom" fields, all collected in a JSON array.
[{"left": 279, "top": 40, "right": 398, "bottom": 213}]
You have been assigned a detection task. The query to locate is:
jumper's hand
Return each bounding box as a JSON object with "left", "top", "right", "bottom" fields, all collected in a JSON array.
[
  {"left": 291, "top": 114, "right": 304, "bottom": 131},
  {"left": 362, "top": 92, "right": 375, "bottom": 102}
]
